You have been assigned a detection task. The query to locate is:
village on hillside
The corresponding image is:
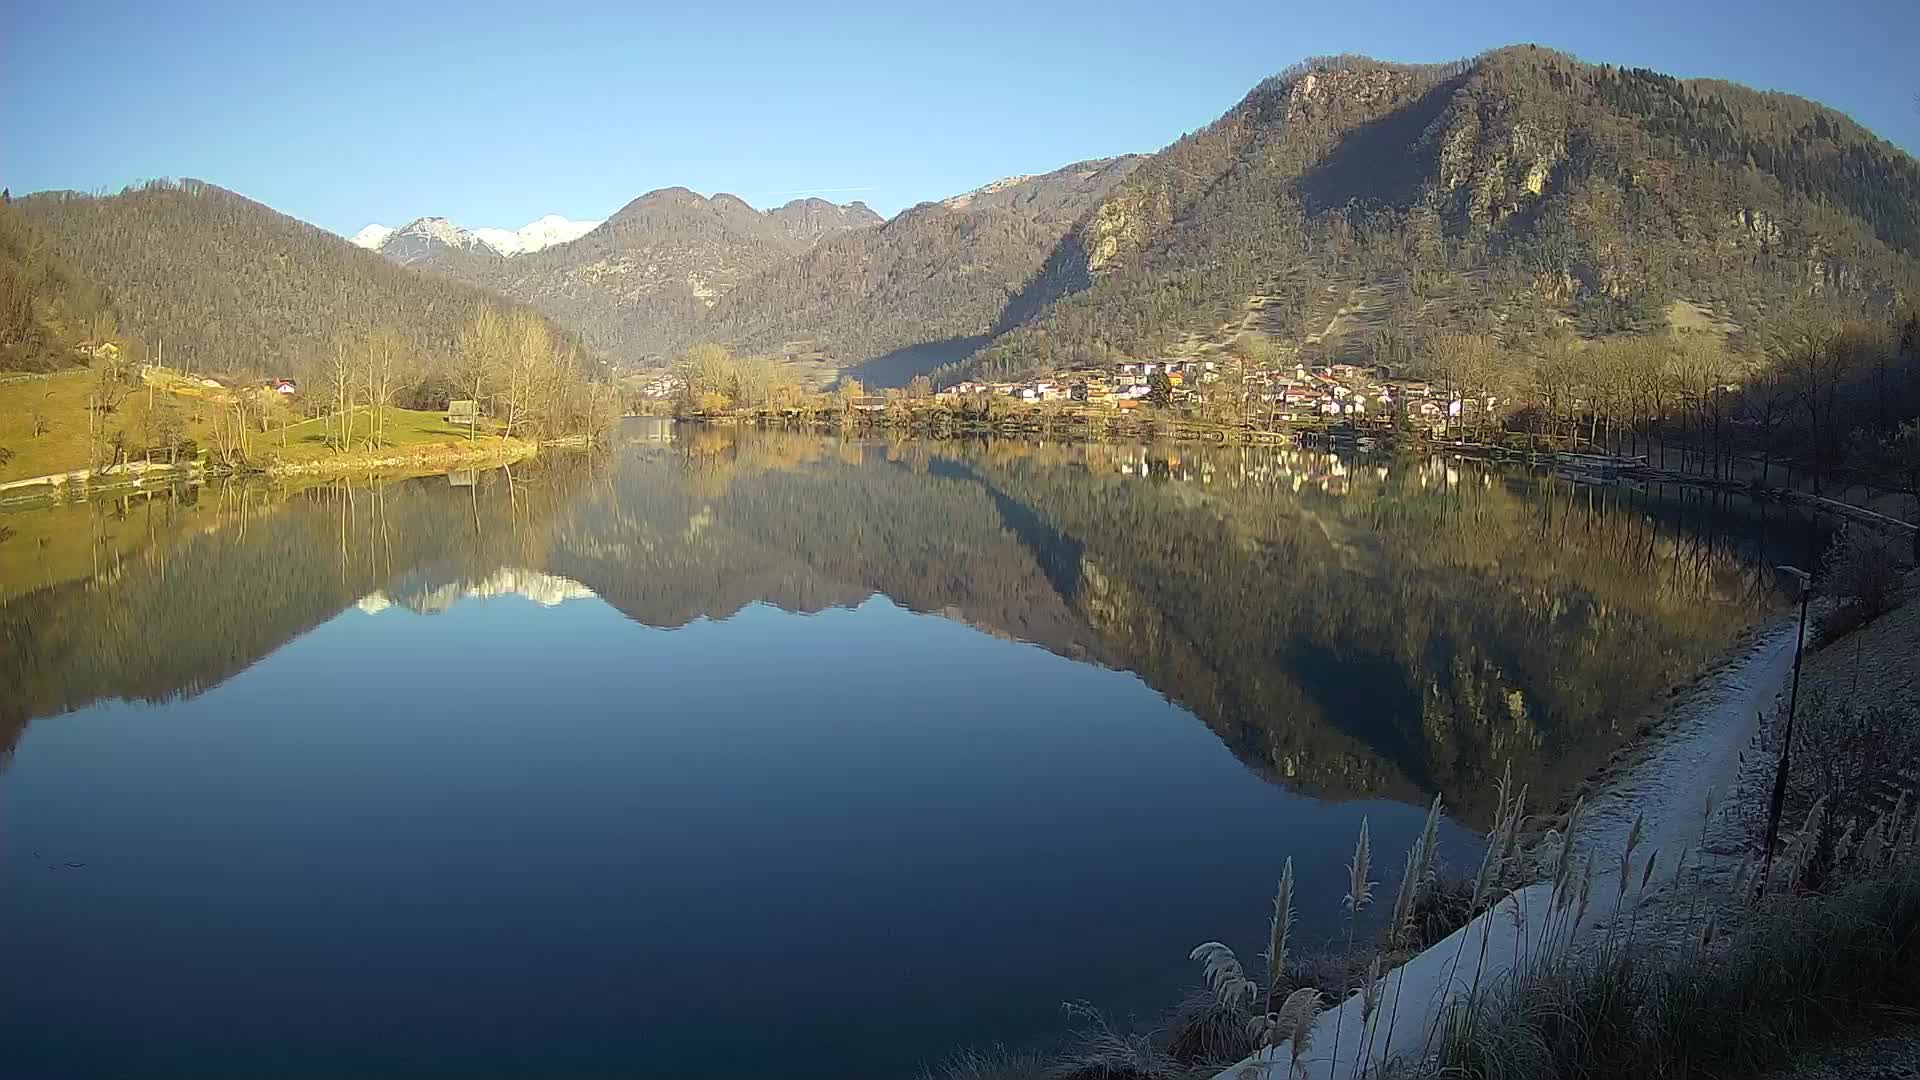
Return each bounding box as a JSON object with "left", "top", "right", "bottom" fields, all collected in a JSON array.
[
  {"left": 634, "top": 356, "right": 1497, "bottom": 434},
  {"left": 937, "top": 358, "right": 1488, "bottom": 432}
]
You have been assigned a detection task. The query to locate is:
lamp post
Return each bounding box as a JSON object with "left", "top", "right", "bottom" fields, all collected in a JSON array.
[{"left": 1759, "top": 564, "right": 1813, "bottom": 896}]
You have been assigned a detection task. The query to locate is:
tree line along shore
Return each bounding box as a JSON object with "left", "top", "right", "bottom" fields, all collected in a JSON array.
[
  {"left": 653, "top": 306, "right": 1920, "bottom": 540},
  {"left": 0, "top": 306, "right": 621, "bottom": 494}
]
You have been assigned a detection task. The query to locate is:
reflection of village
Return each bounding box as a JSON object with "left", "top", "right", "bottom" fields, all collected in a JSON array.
[
  {"left": 938, "top": 359, "right": 1493, "bottom": 430},
  {"left": 1085, "top": 443, "right": 1485, "bottom": 497}
]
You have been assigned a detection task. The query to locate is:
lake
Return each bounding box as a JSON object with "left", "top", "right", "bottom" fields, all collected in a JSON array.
[{"left": 0, "top": 423, "right": 1816, "bottom": 1078}]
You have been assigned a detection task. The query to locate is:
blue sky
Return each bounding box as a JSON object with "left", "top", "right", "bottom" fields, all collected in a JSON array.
[{"left": 4, "top": 0, "right": 1915, "bottom": 237}]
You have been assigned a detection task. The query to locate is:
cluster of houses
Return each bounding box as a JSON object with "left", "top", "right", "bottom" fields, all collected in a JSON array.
[
  {"left": 637, "top": 372, "right": 684, "bottom": 400},
  {"left": 939, "top": 359, "right": 1494, "bottom": 430}
]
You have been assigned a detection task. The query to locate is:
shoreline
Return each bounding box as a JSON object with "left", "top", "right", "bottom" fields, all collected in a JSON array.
[
  {"left": 1214, "top": 615, "right": 1803, "bottom": 1079},
  {"left": 1522, "top": 610, "right": 1799, "bottom": 846},
  {"left": 257, "top": 435, "right": 565, "bottom": 480},
  {"left": 0, "top": 435, "right": 585, "bottom": 508}
]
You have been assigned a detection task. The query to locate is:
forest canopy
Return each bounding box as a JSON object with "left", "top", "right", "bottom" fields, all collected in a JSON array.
[{"left": 11, "top": 180, "right": 569, "bottom": 379}]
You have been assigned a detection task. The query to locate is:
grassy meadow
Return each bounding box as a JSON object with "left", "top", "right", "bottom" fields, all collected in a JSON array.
[{"left": 1, "top": 367, "right": 526, "bottom": 486}]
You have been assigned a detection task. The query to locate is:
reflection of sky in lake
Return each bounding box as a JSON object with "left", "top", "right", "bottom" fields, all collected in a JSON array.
[{"left": 2, "top": 590, "right": 1465, "bottom": 1078}]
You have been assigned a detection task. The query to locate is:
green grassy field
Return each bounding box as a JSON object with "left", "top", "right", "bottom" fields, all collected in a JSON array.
[
  {"left": 0, "top": 370, "right": 206, "bottom": 483},
  {"left": 254, "top": 405, "right": 510, "bottom": 467},
  {"left": 1, "top": 369, "right": 517, "bottom": 483}
]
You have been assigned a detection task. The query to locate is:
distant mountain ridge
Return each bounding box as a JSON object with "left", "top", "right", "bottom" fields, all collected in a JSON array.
[
  {"left": 361, "top": 189, "right": 883, "bottom": 361},
  {"left": 958, "top": 47, "right": 1920, "bottom": 382},
  {"left": 363, "top": 48, "right": 1920, "bottom": 388},
  {"left": 364, "top": 162, "right": 1141, "bottom": 374},
  {"left": 351, "top": 214, "right": 602, "bottom": 262}
]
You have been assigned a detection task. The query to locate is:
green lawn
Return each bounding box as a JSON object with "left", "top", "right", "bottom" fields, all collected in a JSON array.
[
  {"left": 1, "top": 370, "right": 513, "bottom": 482},
  {"left": 257, "top": 406, "right": 508, "bottom": 466},
  {"left": 0, "top": 370, "right": 214, "bottom": 483}
]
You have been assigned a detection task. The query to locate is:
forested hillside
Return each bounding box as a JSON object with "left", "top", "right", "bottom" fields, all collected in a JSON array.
[
  {"left": 699, "top": 157, "right": 1141, "bottom": 377},
  {"left": 375, "top": 162, "right": 1138, "bottom": 379},
  {"left": 13, "top": 180, "right": 558, "bottom": 378},
  {"left": 0, "top": 199, "right": 115, "bottom": 372},
  {"left": 953, "top": 46, "right": 1920, "bottom": 382},
  {"left": 405, "top": 188, "right": 882, "bottom": 364}
]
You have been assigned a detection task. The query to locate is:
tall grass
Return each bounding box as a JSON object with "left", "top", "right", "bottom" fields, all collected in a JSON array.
[
  {"left": 1403, "top": 784, "right": 1920, "bottom": 1080},
  {"left": 1415, "top": 863, "right": 1920, "bottom": 1080}
]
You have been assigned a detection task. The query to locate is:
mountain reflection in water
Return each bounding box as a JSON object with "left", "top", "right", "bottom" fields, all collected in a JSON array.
[
  {"left": 0, "top": 423, "right": 1817, "bottom": 1077},
  {"left": 2, "top": 423, "right": 1809, "bottom": 821}
]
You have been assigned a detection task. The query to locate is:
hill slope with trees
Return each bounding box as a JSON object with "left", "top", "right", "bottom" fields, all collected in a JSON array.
[
  {"left": 0, "top": 198, "right": 116, "bottom": 373},
  {"left": 697, "top": 156, "right": 1142, "bottom": 381},
  {"left": 398, "top": 188, "right": 882, "bottom": 364},
  {"left": 13, "top": 180, "right": 561, "bottom": 378},
  {"left": 951, "top": 46, "right": 1920, "bottom": 382}
]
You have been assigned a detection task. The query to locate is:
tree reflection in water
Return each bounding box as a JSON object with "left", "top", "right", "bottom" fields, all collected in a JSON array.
[{"left": 0, "top": 424, "right": 1810, "bottom": 821}]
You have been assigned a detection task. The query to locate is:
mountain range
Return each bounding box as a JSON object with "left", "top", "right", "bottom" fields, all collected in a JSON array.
[
  {"left": 350, "top": 214, "right": 603, "bottom": 261},
  {"left": 8, "top": 45, "right": 1917, "bottom": 387},
  {"left": 347, "top": 46, "right": 1920, "bottom": 385},
  {"left": 344, "top": 159, "right": 1143, "bottom": 378}
]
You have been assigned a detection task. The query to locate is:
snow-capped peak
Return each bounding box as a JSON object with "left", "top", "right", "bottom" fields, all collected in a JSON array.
[
  {"left": 400, "top": 217, "right": 484, "bottom": 248},
  {"left": 349, "top": 214, "right": 601, "bottom": 258},
  {"left": 350, "top": 223, "right": 395, "bottom": 250},
  {"left": 473, "top": 215, "right": 602, "bottom": 255},
  {"left": 469, "top": 226, "right": 522, "bottom": 254}
]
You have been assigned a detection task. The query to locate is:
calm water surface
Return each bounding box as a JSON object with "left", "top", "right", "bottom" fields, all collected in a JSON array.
[{"left": 0, "top": 423, "right": 1815, "bottom": 1077}]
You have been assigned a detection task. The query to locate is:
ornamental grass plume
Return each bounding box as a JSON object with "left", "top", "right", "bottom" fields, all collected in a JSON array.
[
  {"left": 1357, "top": 952, "right": 1386, "bottom": 1071},
  {"left": 1360, "top": 953, "right": 1383, "bottom": 1027},
  {"left": 1554, "top": 797, "right": 1585, "bottom": 899},
  {"left": 1390, "top": 845, "right": 1422, "bottom": 947},
  {"left": 1276, "top": 986, "right": 1322, "bottom": 1078},
  {"left": 1783, "top": 795, "right": 1831, "bottom": 891},
  {"left": 1835, "top": 820, "right": 1858, "bottom": 866},
  {"left": 1499, "top": 784, "right": 1530, "bottom": 871},
  {"left": 1616, "top": 813, "right": 1646, "bottom": 903},
  {"left": 1416, "top": 793, "right": 1443, "bottom": 891},
  {"left": 1346, "top": 818, "right": 1377, "bottom": 914},
  {"left": 1332, "top": 819, "right": 1375, "bottom": 1074},
  {"left": 1190, "top": 942, "right": 1258, "bottom": 1008},
  {"left": 1267, "top": 858, "right": 1295, "bottom": 1013},
  {"left": 1390, "top": 795, "right": 1447, "bottom": 947}
]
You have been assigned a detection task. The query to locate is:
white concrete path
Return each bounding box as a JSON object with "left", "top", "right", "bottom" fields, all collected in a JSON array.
[{"left": 1216, "top": 623, "right": 1798, "bottom": 1079}]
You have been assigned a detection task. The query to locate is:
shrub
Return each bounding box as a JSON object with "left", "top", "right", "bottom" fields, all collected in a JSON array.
[
  {"left": 1051, "top": 1002, "right": 1175, "bottom": 1080},
  {"left": 1813, "top": 526, "right": 1908, "bottom": 643},
  {"left": 1760, "top": 692, "right": 1920, "bottom": 825},
  {"left": 1404, "top": 870, "right": 1480, "bottom": 949},
  {"left": 921, "top": 1047, "right": 1052, "bottom": 1080},
  {"left": 1164, "top": 987, "right": 1254, "bottom": 1067}
]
